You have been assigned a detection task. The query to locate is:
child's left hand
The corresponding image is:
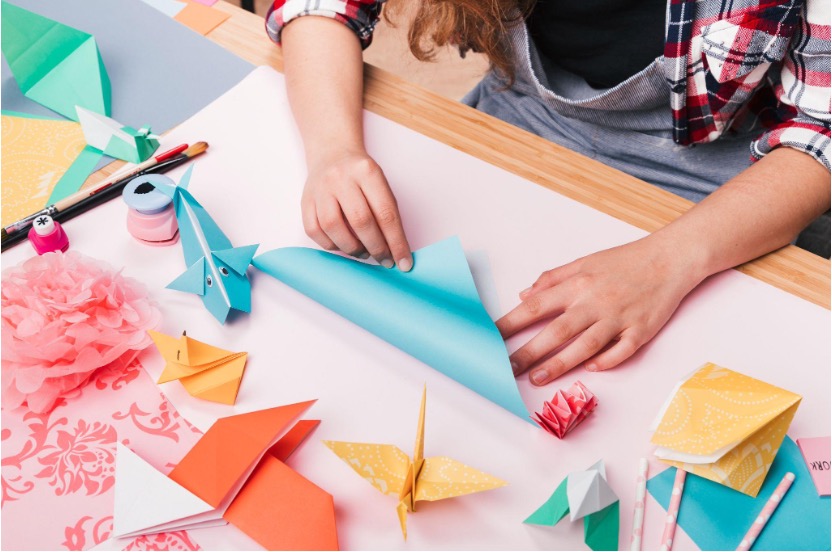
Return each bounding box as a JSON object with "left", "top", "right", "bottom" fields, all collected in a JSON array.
[{"left": 496, "top": 235, "right": 703, "bottom": 385}]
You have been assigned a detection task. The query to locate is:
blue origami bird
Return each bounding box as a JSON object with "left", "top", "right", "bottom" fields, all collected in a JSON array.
[{"left": 149, "top": 165, "right": 258, "bottom": 324}]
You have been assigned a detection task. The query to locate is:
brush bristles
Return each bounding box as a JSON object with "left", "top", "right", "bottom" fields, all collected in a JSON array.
[{"left": 183, "top": 141, "right": 208, "bottom": 157}]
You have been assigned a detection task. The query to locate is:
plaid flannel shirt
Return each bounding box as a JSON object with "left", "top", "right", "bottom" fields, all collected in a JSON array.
[{"left": 266, "top": 0, "right": 831, "bottom": 170}]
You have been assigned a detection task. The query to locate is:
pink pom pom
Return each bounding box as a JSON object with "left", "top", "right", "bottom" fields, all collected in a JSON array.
[{"left": 2, "top": 251, "right": 161, "bottom": 413}]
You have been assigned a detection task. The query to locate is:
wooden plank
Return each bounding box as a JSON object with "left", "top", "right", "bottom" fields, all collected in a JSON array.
[{"left": 202, "top": 2, "right": 832, "bottom": 308}]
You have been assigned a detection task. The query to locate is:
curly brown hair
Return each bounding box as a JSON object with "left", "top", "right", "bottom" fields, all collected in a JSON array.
[{"left": 384, "top": 0, "right": 535, "bottom": 84}]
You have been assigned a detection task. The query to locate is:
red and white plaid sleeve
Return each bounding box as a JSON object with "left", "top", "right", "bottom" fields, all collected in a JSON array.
[
  {"left": 751, "top": 0, "right": 831, "bottom": 169},
  {"left": 265, "top": 0, "right": 386, "bottom": 49}
]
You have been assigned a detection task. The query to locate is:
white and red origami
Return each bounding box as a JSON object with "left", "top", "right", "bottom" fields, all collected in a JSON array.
[{"left": 533, "top": 380, "right": 597, "bottom": 438}]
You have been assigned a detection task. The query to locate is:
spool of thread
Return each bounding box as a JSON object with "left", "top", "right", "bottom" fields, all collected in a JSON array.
[
  {"left": 28, "top": 214, "right": 69, "bottom": 255},
  {"left": 122, "top": 175, "right": 179, "bottom": 246}
]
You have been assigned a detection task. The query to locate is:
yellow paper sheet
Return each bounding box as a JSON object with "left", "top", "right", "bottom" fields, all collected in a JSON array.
[
  {"left": 652, "top": 362, "right": 801, "bottom": 496},
  {"left": 1, "top": 115, "right": 87, "bottom": 226}
]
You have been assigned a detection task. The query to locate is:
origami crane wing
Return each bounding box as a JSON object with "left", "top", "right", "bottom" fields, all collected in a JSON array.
[
  {"left": 323, "top": 441, "right": 410, "bottom": 497},
  {"left": 1, "top": 1, "right": 110, "bottom": 120},
  {"left": 414, "top": 456, "right": 507, "bottom": 503}
]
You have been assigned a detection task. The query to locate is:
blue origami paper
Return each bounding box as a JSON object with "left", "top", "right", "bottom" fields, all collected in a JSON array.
[
  {"left": 252, "top": 237, "right": 531, "bottom": 422},
  {"left": 149, "top": 165, "right": 258, "bottom": 324},
  {"left": 647, "top": 437, "right": 830, "bottom": 551}
]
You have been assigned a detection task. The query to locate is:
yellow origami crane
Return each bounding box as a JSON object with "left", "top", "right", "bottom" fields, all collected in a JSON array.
[
  {"left": 148, "top": 330, "right": 247, "bottom": 405},
  {"left": 324, "top": 387, "right": 506, "bottom": 539}
]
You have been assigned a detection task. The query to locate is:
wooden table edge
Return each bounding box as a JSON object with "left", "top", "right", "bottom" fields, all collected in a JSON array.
[{"left": 90, "top": 1, "right": 832, "bottom": 310}]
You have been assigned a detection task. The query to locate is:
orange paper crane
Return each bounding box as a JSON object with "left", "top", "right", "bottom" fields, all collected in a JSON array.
[
  {"left": 149, "top": 330, "right": 247, "bottom": 405},
  {"left": 113, "top": 401, "right": 339, "bottom": 550}
]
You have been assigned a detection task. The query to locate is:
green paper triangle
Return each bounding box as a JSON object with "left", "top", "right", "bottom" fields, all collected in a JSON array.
[
  {"left": 1, "top": 1, "right": 89, "bottom": 93},
  {"left": 524, "top": 478, "right": 570, "bottom": 526},
  {"left": 584, "top": 500, "right": 619, "bottom": 551},
  {"left": 25, "top": 38, "right": 110, "bottom": 120},
  {"left": 103, "top": 133, "right": 141, "bottom": 164}
]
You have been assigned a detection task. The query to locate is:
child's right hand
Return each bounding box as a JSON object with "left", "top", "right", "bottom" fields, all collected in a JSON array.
[{"left": 301, "top": 150, "right": 413, "bottom": 272}]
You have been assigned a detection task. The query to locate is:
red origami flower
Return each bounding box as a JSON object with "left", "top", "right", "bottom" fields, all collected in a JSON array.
[{"left": 533, "top": 380, "right": 597, "bottom": 438}]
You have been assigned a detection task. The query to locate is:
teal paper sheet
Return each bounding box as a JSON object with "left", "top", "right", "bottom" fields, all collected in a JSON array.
[
  {"left": 646, "top": 437, "right": 831, "bottom": 550},
  {"left": 253, "top": 237, "right": 531, "bottom": 422}
]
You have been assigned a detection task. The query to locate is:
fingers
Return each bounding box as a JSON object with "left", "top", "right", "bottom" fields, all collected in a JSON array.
[
  {"left": 524, "top": 320, "right": 621, "bottom": 385},
  {"left": 585, "top": 333, "right": 642, "bottom": 372},
  {"left": 362, "top": 175, "right": 413, "bottom": 272},
  {"left": 301, "top": 196, "right": 338, "bottom": 252},
  {"left": 315, "top": 197, "right": 367, "bottom": 258},
  {"left": 496, "top": 286, "right": 569, "bottom": 339},
  {"left": 519, "top": 263, "right": 580, "bottom": 300},
  {"left": 509, "top": 311, "right": 594, "bottom": 376},
  {"left": 339, "top": 186, "right": 396, "bottom": 268}
]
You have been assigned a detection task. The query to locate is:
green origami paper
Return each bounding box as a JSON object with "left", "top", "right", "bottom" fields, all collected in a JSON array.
[
  {"left": 1, "top": 1, "right": 111, "bottom": 120},
  {"left": 525, "top": 461, "right": 620, "bottom": 551},
  {"left": 76, "top": 106, "right": 160, "bottom": 163}
]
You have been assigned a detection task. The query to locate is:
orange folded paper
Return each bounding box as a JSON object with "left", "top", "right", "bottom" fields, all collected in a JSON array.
[
  {"left": 114, "top": 402, "right": 339, "bottom": 550},
  {"left": 149, "top": 330, "right": 247, "bottom": 405}
]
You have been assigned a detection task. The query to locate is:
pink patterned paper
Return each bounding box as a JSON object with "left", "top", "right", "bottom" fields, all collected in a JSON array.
[
  {"left": 532, "top": 380, "right": 597, "bottom": 439},
  {"left": 1, "top": 359, "right": 203, "bottom": 551}
]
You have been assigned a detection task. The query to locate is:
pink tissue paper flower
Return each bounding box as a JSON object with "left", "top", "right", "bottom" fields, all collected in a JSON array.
[
  {"left": 533, "top": 380, "right": 598, "bottom": 439},
  {"left": 2, "top": 251, "right": 161, "bottom": 413}
]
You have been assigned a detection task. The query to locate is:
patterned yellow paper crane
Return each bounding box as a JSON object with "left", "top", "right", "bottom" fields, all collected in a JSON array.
[
  {"left": 148, "top": 330, "right": 247, "bottom": 405},
  {"left": 324, "top": 387, "right": 506, "bottom": 539}
]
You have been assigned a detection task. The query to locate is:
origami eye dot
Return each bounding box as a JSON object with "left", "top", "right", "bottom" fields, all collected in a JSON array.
[
  {"left": 206, "top": 275, "right": 213, "bottom": 287},
  {"left": 220, "top": 267, "right": 229, "bottom": 277}
]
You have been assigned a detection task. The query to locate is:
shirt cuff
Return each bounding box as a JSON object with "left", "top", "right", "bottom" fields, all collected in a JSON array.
[
  {"left": 751, "top": 117, "right": 831, "bottom": 171},
  {"left": 265, "top": 0, "right": 382, "bottom": 49}
]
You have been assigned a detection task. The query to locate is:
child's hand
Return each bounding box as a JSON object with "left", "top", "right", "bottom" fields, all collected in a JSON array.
[
  {"left": 496, "top": 236, "right": 704, "bottom": 385},
  {"left": 301, "top": 150, "right": 413, "bottom": 271}
]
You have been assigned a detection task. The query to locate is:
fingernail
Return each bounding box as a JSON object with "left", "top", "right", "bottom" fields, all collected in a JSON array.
[
  {"left": 397, "top": 257, "right": 413, "bottom": 272},
  {"left": 381, "top": 258, "right": 394, "bottom": 269},
  {"left": 510, "top": 361, "right": 521, "bottom": 376},
  {"left": 358, "top": 252, "right": 370, "bottom": 259},
  {"left": 531, "top": 369, "right": 549, "bottom": 385},
  {"left": 586, "top": 363, "right": 597, "bottom": 372},
  {"left": 520, "top": 287, "right": 532, "bottom": 298}
]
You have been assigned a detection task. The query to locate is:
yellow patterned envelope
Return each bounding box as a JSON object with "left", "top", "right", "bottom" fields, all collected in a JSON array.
[
  {"left": 1, "top": 114, "right": 87, "bottom": 226},
  {"left": 651, "top": 362, "right": 801, "bottom": 497},
  {"left": 324, "top": 387, "right": 506, "bottom": 539}
]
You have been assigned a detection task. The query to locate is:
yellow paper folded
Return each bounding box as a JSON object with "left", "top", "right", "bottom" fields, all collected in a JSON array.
[
  {"left": 651, "top": 362, "right": 801, "bottom": 497},
  {"left": 324, "top": 387, "right": 505, "bottom": 539},
  {"left": 149, "top": 330, "right": 247, "bottom": 405}
]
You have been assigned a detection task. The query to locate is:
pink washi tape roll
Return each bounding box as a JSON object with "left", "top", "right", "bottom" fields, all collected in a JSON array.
[
  {"left": 122, "top": 175, "right": 179, "bottom": 246},
  {"left": 27, "top": 214, "right": 69, "bottom": 255}
]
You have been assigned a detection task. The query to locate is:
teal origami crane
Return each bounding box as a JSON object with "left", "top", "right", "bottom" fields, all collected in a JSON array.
[
  {"left": 148, "top": 165, "right": 258, "bottom": 324},
  {"left": 525, "top": 461, "right": 620, "bottom": 551},
  {"left": 76, "top": 106, "right": 159, "bottom": 163},
  {"left": 252, "top": 237, "right": 531, "bottom": 422},
  {"left": 1, "top": 1, "right": 111, "bottom": 120}
]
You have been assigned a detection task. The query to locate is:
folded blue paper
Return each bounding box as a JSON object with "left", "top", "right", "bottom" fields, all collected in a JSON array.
[
  {"left": 647, "top": 436, "right": 830, "bottom": 550},
  {"left": 253, "top": 237, "right": 531, "bottom": 422}
]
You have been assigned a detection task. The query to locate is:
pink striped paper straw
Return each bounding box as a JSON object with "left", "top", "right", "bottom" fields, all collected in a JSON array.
[
  {"left": 660, "top": 468, "right": 687, "bottom": 551},
  {"left": 630, "top": 458, "right": 649, "bottom": 550},
  {"left": 736, "top": 472, "right": 795, "bottom": 551}
]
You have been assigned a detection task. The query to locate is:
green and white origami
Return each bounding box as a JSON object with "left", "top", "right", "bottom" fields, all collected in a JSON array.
[
  {"left": 76, "top": 107, "right": 160, "bottom": 163},
  {"left": 1, "top": 1, "right": 111, "bottom": 120},
  {"left": 525, "top": 460, "right": 620, "bottom": 551}
]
